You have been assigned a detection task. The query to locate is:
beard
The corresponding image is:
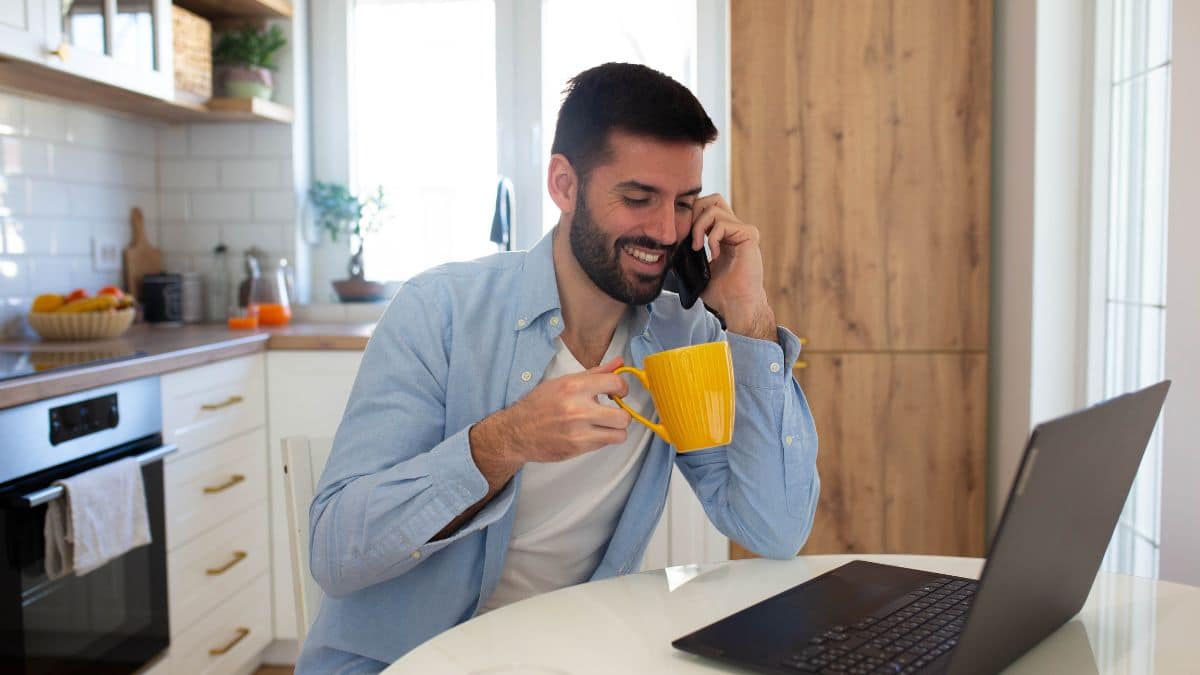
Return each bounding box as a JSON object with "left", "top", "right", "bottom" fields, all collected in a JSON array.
[{"left": 568, "top": 190, "right": 676, "bottom": 306}]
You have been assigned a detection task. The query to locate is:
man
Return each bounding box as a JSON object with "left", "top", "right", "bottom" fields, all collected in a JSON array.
[{"left": 298, "top": 63, "right": 819, "bottom": 673}]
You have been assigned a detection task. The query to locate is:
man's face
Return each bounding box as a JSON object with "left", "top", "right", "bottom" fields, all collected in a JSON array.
[{"left": 568, "top": 131, "right": 704, "bottom": 305}]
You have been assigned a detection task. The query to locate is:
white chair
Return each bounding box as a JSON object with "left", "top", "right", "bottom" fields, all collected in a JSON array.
[{"left": 281, "top": 436, "right": 334, "bottom": 644}]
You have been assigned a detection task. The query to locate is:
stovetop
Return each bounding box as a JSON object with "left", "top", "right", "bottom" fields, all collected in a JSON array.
[{"left": 0, "top": 347, "right": 148, "bottom": 383}]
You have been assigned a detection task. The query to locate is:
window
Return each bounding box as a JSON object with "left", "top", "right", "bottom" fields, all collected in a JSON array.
[
  {"left": 1091, "top": 0, "right": 1172, "bottom": 579},
  {"left": 351, "top": 0, "right": 500, "bottom": 282},
  {"left": 539, "top": 0, "right": 697, "bottom": 229},
  {"left": 346, "top": 0, "right": 703, "bottom": 282}
]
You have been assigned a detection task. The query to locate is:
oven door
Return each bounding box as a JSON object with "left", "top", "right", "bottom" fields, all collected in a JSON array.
[{"left": 0, "top": 436, "right": 172, "bottom": 675}]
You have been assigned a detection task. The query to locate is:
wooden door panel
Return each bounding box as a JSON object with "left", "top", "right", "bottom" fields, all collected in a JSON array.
[
  {"left": 730, "top": 0, "right": 992, "bottom": 352},
  {"left": 730, "top": 352, "right": 986, "bottom": 560}
]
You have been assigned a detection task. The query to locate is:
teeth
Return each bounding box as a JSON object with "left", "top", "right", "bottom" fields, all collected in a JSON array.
[{"left": 623, "top": 246, "right": 662, "bottom": 263}]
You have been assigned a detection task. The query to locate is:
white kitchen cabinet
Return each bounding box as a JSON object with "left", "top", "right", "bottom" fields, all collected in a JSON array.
[
  {"left": 0, "top": 0, "right": 173, "bottom": 100},
  {"left": 264, "top": 350, "right": 363, "bottom": 648},
  {"left": 0, "top": 0, "right": 47, "bottom": 63},
  {"left": 161, "top": 353, "right": 270, "bottom": 675}
]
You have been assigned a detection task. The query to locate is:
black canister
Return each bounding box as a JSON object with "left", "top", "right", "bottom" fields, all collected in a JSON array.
[{"left": 141, "top": 274, "right": 183, "bottom": 324}]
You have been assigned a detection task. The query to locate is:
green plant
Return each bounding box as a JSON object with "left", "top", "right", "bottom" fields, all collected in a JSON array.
[
  {"left": 213, "top": 24, "right": 288, "bottom": 70},
  {"left": 308, "top": 182, "right": 388, "bottom": 243}
]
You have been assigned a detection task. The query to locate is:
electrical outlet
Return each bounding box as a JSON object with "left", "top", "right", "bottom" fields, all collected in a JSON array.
[{"left": 92, "top": 237, "right": 121, "bottom": 272}]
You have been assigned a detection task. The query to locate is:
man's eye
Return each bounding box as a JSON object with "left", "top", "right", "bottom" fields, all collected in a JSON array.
[
  {"left": 622, "top": 197, "right": 650, "bottom": 207},
  {"left": 676, "top": 202, "right": 693, "bottom": 211}
]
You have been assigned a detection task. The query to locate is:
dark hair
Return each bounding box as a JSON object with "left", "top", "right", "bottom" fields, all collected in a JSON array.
[{"left": 550, "top": 63, "right": 718, "bottom": 182}]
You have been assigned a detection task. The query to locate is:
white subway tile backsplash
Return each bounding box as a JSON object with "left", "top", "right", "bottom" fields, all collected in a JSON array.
[
  {"left": 26, "top": 256, "right": 73, "bottom": 293},
  {"left": 0, "top": 93, "right": 23, "bottom": 134},
  {"left": 160, "top": 222, "right": 220, "bottom": 253},
  {"left": 221, "top": 159, "right": 281, "bottom": 188},
  {"left": 68, "top": 184, "right": 122, "bottom": 219},
  {"left": 119, "top": 155, "right": 157, "bottom": 188},
  {"left": 190, "top": 191, "right": 251, "bottom": 220},
  {"left": 4, "top": 179, "right": 70, "bottom": 218},
  {"left": 252, "top": 124, "right": 292, "bottom": 156},
  {"left": 189, "top": 124, "right": 252, "bottom": 157},
  {"left": 160, "top": 159, "right": 218, "bottom": 188},
  {"left": 159, "top": 191, "right": 189, "bottom": 219},
  {"left": 0, "top": 257, "right": 31, "bottom": 296},
  {"left": 158, "top": 125, "right": 189, "bottom": 157},
  {"left": 253, "top": 190, "right": 296, "bottom": 220},
  {"left": 51, "top": 144, "right": 105, "bottom": 182},
  {"left": 22, "top": 98, "right": 67, "bottom": 141},
  {"left": 64, "top": 107, "right": 154, "bottom": 153},
  {"left": 222, "top": 222, "right": 287, "bottom": 254},
  {"left": 2, "top": 217, "right": 87, "bottom": 256},
  {"left": 2, "top": 137, "right": 51, "bottom": 176}
]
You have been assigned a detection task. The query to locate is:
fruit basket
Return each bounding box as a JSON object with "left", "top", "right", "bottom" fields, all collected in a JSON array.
[{"left": 27, "top": 307, "right": 136, "bottom": 341}]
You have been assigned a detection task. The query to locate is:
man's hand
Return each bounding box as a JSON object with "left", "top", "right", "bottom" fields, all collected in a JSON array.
[
  {"left": 469, "top": 357, "right": 632, "bottom": 492},
  {"left": 688, "top": 194, "right": 777, "bottom": 341}
]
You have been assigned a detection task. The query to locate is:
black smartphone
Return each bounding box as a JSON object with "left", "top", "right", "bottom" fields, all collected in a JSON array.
[{"left": 670, "top": 241, "right": 710, "bottom": 309}]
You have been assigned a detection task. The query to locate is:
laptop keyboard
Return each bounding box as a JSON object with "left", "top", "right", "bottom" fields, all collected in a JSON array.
[{"left": 780, "top": 576, "right": 979, "bottom": 674}]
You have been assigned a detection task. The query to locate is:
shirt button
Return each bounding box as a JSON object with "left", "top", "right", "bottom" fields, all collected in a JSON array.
[
  {"left": 411, "top": 551, "right": 421, "bottom": 560},
  {"left": 784, "top": 435, "right": 794, "bottom": 445},
  {"left": 549, "top": 316, "right": 560, "bottom": 327},
  {"left": 516, "top": 318, "right": 527, "bottom": 329},
  {"left": 521, "top": 371, "right": 532, "bottom": 382},
  {"left": 769, "top": 362, "right": 782, "bottom": 373}
]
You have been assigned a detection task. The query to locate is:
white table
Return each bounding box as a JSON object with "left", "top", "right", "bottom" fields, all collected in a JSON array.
[{"left": 385, "top": 554, "right": 1200, "bottom": 674}]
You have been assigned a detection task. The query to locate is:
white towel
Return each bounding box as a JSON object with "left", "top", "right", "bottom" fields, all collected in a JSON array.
[{"left": 44, "top": 456, "right": 152, "bottom": 580}]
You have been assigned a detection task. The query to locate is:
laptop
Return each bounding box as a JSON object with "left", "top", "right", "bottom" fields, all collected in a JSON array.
[{"left": 672, "top": 380, "right": 1170, "bottom": 675}]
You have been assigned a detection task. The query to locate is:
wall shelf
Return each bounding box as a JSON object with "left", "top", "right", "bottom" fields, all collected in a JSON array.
[
  {"left": 173, "top": 0, "right": 293, "bottom": 19},
  {"left": 0, "top": 57, "right": 293, "bottom": 125}
]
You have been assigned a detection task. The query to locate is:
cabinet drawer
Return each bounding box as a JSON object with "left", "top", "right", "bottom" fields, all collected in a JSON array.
[
  {"left": 163, "top": 355, "right": 265, "bottom": 457},
  {"left": 168, "top": 573, "right": 271, "bottom": 675},
  {"left": 169, "top": 503, "right": 269, "bottom": 636},
  {"left": 166, "top": 429, "right": 266, "bottom": 550}
]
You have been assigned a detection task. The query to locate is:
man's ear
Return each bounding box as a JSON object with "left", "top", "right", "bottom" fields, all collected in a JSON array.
[{"left": 547, "top": 154, "right": 579, "bottom": 214}]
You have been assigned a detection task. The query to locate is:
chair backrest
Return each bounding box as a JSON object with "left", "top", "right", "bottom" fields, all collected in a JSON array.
[{"left": 281, "top": 436, "right": 334, "bottom": 644}]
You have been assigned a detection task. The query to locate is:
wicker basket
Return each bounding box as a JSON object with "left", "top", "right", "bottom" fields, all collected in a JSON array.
[
  {"left": 173, "top": 5, "right": 212, "bottom": 102},
  {"left": 27, "top": 308, "right": 136, "bottom": 341}
]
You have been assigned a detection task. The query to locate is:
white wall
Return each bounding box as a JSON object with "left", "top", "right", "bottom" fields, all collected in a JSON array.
[
  {"left": 1159, "top": 0, "right": 1200, "bottom": 589},
  {"left": 0, "top": 92, "right": 158, "bottom": 337}
]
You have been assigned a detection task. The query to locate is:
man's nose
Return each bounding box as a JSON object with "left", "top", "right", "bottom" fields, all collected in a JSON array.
[{"left": 646, "top": 200, "right": 678, "bottom": 246}]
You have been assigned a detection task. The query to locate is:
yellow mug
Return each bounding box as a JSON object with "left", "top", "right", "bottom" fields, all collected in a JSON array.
[{"left": 611, "top": 341, "right": 736, "bottom": 452}]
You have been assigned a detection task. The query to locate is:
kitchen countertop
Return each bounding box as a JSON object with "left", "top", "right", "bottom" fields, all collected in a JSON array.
[{"left": 0, "top": 322, "right": 375, "bottom": 409}]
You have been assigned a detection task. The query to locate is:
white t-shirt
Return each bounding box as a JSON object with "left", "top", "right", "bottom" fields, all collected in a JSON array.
[{"left": 481, "top": 316, "right": 654, "bottom": 611}]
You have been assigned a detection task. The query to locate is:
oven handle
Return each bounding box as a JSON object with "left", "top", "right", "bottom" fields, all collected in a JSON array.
[{"left": 20, "top": 444, "right": 179, "bottom": 508}]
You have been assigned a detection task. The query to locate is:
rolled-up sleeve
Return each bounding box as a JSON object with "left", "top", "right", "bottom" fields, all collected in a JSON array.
[
  {"left": 307, "top": 281, "right": 508, "bottom": 598},
  {"left": 674, "top": 324, "right": 820, "bottom": 559}
]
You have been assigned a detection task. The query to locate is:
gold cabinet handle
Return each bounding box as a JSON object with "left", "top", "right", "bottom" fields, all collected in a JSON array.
[
  {"left": 48, "top": 42, "right": 71, "bottom": 61},
  {"left": 208, "top": 627, "right": 250, "bottom": 656},
  {"left": 799, "top": 337, "right": 808, "bottom": 347},
  {"left": 203, "top": 474, "right": 245, "bottom": 494},
  {"left": 206, "top": 551, "right": 247, "bottom": 576},
  {"left": 793, "top": 360, "right": 809, "bottom": 370},
  {"left": 201, "top": 395, "right": 244, "bottom": 411}
]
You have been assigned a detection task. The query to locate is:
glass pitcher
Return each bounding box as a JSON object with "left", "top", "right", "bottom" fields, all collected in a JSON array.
[{"left": 249, "top": 257, "right": 292, "bottom": 326}]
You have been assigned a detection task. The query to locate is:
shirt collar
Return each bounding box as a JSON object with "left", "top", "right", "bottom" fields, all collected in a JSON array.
[{"left": 515, "top": 227, "right": 654, "bottom": 337}]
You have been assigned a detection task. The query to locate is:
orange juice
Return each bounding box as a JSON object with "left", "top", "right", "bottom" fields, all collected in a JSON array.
[
  {"left": 227, "top": 315, "right": 258, "bottom": 330},
  {"left": 258, "top": 303, "right": 291, "bottom": 326}
]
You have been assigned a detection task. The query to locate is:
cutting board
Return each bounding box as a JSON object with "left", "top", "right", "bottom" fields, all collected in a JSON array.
[{"left": 122, "top": 208, "right": 163, "bottom": 295}]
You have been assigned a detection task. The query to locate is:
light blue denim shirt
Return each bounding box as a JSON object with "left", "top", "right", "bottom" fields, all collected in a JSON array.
[{"left": 298, "top": 231, "right": 819, "bottom": 673}]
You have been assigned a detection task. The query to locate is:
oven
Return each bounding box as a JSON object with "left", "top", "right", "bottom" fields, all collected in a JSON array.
[{"left": 0, "top": 377, "right": 171, "bottom": 674}]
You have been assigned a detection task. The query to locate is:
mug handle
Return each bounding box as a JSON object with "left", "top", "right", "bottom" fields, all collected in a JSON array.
[{"left": 611, "top": 366, "right": 672, "bottom": 445}]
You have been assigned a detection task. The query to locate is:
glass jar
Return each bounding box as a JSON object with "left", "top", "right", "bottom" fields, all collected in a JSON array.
[{"left": 250, "top": 258, "right": 292, "bottom": 326}]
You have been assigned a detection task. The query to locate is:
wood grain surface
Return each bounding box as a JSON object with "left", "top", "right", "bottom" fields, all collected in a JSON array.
[
  {"left": 730, "top": 353, "right": 987, "bottom": 560},
  {"left": 730, "top": 0, "right": 992, "bottom": 352}
]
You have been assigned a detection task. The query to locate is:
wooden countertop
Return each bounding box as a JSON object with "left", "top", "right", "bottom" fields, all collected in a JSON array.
[{"left": 0, "top": 322, "right": 374, "bottom": 409}]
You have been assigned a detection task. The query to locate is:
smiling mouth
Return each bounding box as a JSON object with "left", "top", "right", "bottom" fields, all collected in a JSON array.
[{"left": 622, "top": 244, "right": 665, "bottom": 264}]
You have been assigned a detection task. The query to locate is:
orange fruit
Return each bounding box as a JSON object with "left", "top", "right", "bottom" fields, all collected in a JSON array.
[
  {"left": 97, "top": 285, "right": 124, "bottom": 299},
  {"left": 32, "top": 294, "right": 65, "bottom": 313},
  {"left": 65, "top": 288, "right": 89, "bottom": 302}
]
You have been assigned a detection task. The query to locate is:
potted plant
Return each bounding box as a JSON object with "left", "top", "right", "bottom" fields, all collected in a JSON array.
[
  {"left": 213, "top": 24, "right": 287, "bottom": 100},
  {"left": 308, "top": 181, "right": 390, "bottom": 302}
]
